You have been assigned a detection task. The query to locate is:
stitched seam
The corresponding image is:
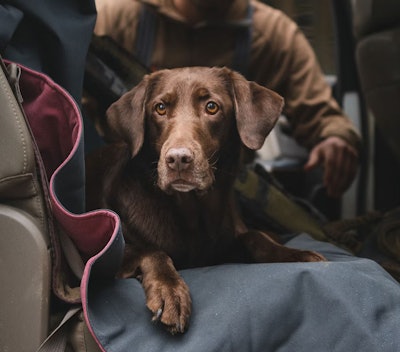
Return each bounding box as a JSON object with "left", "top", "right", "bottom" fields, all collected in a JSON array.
[
  {"left": 33, "top": 170, "right": 48, "bottom": 235},
  {"left": 0, "top": 68, "right": 28, "bottom": 174}
]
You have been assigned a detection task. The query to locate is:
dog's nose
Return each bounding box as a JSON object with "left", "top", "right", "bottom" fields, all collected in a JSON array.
[{"left": 166, "top": 148, "right": 193, "bottom": 171}]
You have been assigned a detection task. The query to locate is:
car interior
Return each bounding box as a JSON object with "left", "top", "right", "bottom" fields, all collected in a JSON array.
[{"left": 1, "top": 0, "right": 400, "bottom": 350}]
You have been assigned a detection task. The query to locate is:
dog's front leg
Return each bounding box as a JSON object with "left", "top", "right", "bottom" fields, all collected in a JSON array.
[
  {"left": 238, "top": 230, "right": 326, "bottom": 263},
  {"left": 119, "top": 247, "right": 192, "bottom": 334},
  {"left": 141, "top": 252, "right": 192, "bottom": 334}
]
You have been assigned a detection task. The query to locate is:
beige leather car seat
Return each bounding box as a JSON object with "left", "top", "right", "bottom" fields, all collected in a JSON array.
[{"left": 0, "top": 60, "right": 51, "bottom": 351}]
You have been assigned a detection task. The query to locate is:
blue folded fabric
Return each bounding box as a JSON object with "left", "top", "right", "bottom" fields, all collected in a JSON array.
[{"left": 87, "top": 234, "right": 400, "bottom": 352}]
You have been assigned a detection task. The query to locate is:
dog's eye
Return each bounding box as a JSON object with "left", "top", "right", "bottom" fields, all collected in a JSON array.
[
  {"left": 155, "top": 103, "right": 167, "bottom": 116},
  {"left": 205, "top": 101, "right": 219, "bottom": 115}
]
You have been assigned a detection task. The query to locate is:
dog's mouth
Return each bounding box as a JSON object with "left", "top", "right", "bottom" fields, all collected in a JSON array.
[
  {"left": 158, "top": 144, "right": 216, "bottom": 194},
  {"left": 169, "top": 180, "right": 197, "bottom": 193}
]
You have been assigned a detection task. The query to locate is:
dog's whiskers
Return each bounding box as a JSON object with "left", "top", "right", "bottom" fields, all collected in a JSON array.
[{"left": 208, "top": 152, "right": 219, "bottom": 169}]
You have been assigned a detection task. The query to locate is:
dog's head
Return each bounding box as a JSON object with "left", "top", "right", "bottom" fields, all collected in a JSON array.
[{"left": 106, "top": 67, "right": 283, "bottom": 193}]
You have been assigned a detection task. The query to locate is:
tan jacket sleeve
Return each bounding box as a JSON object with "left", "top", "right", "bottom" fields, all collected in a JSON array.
[
  {"left": 251, "top": 3, "right": 362, "bottom": 151},
  {"left": 94, "top": 0, "right": 141, "bottom": 53}
]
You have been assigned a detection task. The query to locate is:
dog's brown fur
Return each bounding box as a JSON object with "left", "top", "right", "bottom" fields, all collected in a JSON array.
[{"left": 86, "top": 66, "right": 325, "bottom": 334}]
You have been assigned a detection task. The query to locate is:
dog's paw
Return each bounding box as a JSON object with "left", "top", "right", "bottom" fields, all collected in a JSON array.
[
  {"left": 145, "top": 277, "right": 192, "bottom": 334},
  {"left": 290, "top": 249, "right": 327, "bottom": 262}
]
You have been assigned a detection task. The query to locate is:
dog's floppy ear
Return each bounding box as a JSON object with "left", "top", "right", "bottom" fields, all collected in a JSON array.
[
  {"left": 106, "top": 75, "right": 149, "bottom": 157},
  {"left": 229, "top": 70, "right": 284, "bottom": 150}
]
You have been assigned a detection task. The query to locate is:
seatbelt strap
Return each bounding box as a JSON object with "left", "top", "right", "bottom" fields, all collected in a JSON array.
[
  {"left": 34, "top": 233, "right": 84, "bottom": 351},
  {"left": 234, "top": 167, "right": 328, "bottom": 242},
  {"left": 135, "top": 4, "right": 158, "bottom": 68},
  {"left": 232, "top": 4, "right": 253, "bottom": 77},
  {"left": 135, "top": 3, "right": 253, "bottom": 77},
  {"left": 36, "top": 306, "right": 82, "bottom": 352},
  {"left": 35, "top": 232, "right": 85, "bottom": 351},
  {"left": 35, "top": 237, "right": 84, "bottom": 351}
]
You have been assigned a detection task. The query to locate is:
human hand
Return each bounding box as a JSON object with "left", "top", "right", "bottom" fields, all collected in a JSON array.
[{"left": 303, "top": 136, "right": 359, "bottom": 198}]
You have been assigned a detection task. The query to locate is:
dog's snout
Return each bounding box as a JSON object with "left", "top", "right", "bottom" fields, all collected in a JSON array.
[{"left": 166, "top": 148, "right": 193, "bottom": 171}]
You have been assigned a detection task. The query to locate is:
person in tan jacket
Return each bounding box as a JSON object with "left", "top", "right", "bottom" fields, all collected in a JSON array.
[{"left": 93, "top": 0, "right": 361, "bottom": 199}]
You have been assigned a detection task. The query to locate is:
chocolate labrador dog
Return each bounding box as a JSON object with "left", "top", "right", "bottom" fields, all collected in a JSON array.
[{"left": 85, "top": 66, "right": 325, "bottom": 334}]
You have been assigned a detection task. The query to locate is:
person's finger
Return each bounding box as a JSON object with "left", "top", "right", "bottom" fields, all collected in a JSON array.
[{"left": 303, "top": 147, "right": 321, "bottom": 171}]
